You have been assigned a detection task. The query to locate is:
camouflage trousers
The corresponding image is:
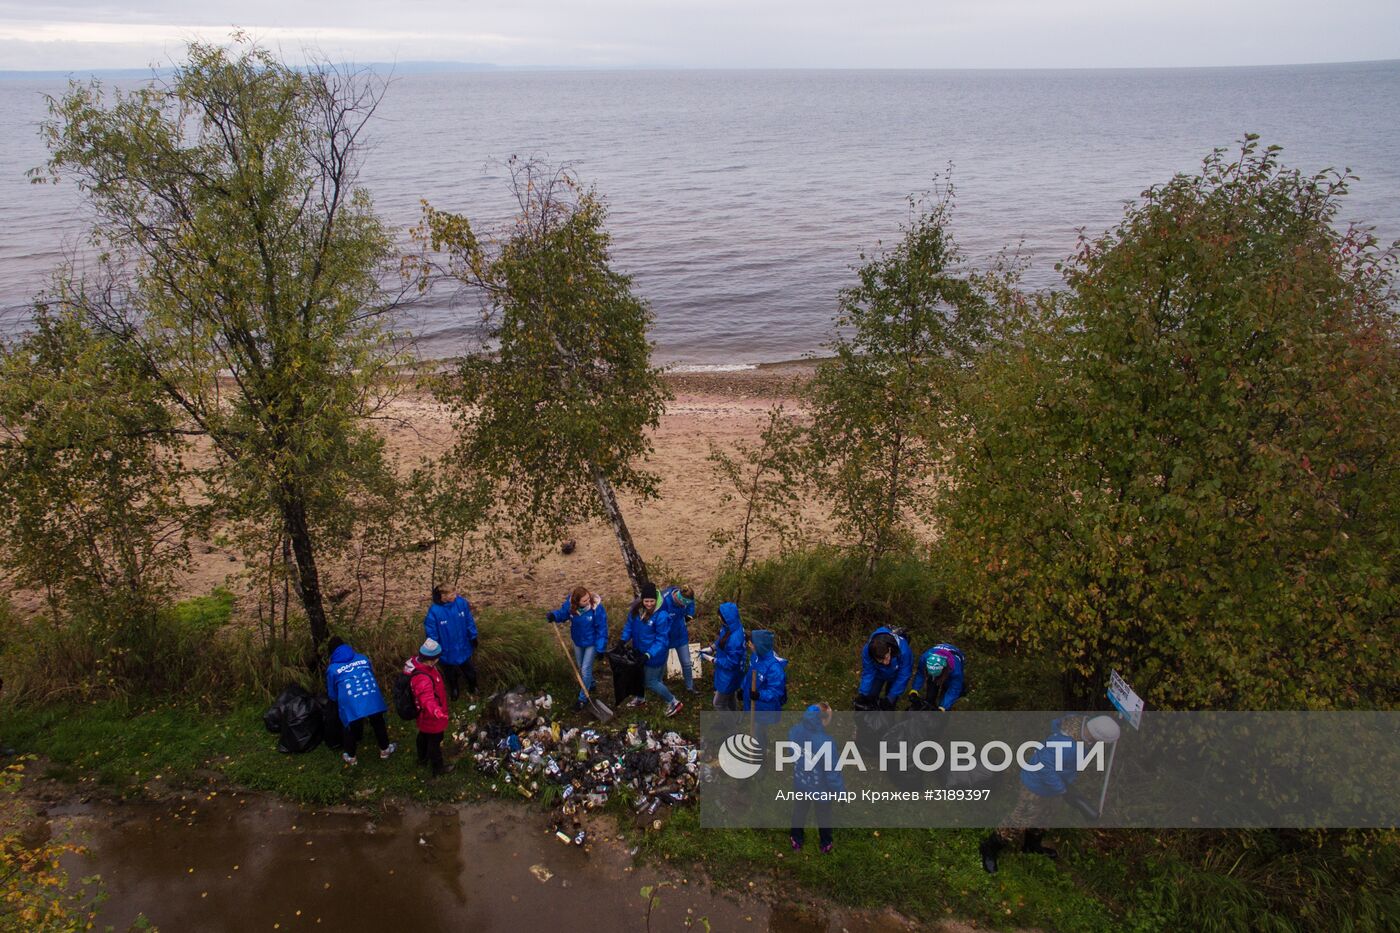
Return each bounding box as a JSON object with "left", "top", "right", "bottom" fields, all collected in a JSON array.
[{"left": 993, "top": 785, "right": 1054, "bottom": 843}]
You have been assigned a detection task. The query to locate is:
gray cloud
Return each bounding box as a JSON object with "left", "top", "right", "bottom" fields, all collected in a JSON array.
[{"left": 0, "top": 0, "right": 1396, "bottom": 70}]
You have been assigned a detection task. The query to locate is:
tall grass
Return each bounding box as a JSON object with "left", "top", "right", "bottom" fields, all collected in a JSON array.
[
  {"left": 0, "top": 591, "right": 572, "bottom": 708},
  {"left": 0, "top": 590, "right": 244, "bottom": 704},
  {"left": 709, "top": 545, "right": 956, "bottom": 643}
]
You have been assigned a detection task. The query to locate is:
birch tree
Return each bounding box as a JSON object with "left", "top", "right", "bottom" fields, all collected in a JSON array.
[{"left": 417, "top": 160, "right": 668, "bottom": 593}]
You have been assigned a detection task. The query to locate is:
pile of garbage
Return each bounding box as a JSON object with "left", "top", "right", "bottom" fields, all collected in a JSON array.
[{"left": 454, "top": 688, "right": 702, "bottom": 841}]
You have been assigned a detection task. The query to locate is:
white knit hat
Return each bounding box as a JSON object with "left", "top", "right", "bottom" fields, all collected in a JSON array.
[{"left": 1086, "top": 715, "right": 1121, "bottom": 743}]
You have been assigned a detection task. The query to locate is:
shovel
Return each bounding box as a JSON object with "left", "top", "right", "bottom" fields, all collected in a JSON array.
[{"left": 550, "top": 617, "right": 615, "bottom": 723}]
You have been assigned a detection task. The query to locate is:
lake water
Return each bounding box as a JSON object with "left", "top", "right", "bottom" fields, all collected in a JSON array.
[{"left": 2, "top": 62, "right": 1398, "bottom": 366}]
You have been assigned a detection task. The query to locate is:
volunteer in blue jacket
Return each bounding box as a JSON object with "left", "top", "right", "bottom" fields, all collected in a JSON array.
[
  {"left": 621, "top": 582, "right": 683, "bottom": 717},
  {"left": 980, "top": 714, "right": 1120, "bottom": 874},
  {"left": 423, "top": 584, "right": 479, "bottom": 700},
  {"left": 325, "top": 636, "right": 395, "bottom": 766},
  {"left": 909, "top": 642, "right": 966, "bottom": 711},
  {"left": 708, "top": 601, "right": 746, "bottom": 711},
  {"left": 742, "top": 629, "right": 788, "bottom": 746},
  {"left": 660, "top": 584, "right": 697, "bottom": 693},
  {"left": 856, "top": 627, "right": 913, "bottom": 709},
  {"left": 547, "top": 585, "right": 609, "bottom": 711},
  {"left": 788, "top": 702, "right": 842, "bottom": 854}
]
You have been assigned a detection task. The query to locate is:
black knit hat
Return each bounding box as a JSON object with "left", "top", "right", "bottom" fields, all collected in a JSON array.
[{"left": 641, "top": 581, "right": 658, "bottom": 600}]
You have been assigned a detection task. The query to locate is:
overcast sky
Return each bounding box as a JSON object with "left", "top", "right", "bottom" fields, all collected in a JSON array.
[{"left": 1, "top": 1, "right": 1397, "bottom": 71}]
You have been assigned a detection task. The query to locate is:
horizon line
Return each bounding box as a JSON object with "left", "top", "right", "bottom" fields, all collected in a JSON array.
[{"left": 2, "top": 56, "right": 1398, "bottom": 80}]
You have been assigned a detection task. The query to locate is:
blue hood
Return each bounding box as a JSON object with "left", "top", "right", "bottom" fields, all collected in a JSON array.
[
  {"left": 751, "top": 629, "right": 775, "bottom": 658},
  {"left": 787, "top": 705, "right": 828, "bottom": 742},
  {"left": 718, "top": 602, "right": 741, "bottom": 628},
  {"left": 330, "top": 643, "right": 354, "bottom": 664}
]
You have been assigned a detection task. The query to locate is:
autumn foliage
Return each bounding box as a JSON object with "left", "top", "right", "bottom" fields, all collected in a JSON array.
[{"left": 940, "top": 138, "right": 1400, "bottom": 709}]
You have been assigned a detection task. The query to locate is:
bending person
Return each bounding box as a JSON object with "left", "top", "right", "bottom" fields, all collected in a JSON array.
[
  {"left": 909, "top": 642, "right": 966, "bottom": 711},
  {"left": 326, "top": 636, "right": 395, "bottom": 766},
  {"left": 979, "top": 714, "right": 1120, "bottom": 873},
  {"left": 856, "top": 626, "right": 913, "bottom": 709}
]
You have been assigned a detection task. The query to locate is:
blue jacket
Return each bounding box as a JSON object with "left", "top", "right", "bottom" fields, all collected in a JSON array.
[
  {"left": 742, "top": 630, "right": 788, "bottom": 720},
  {"left": 622, "top": 606, "right": 672, "bottom": 666},
  {"left": 661, "top": 586, "right": 694, "bottom": 648},
  {"left": 858, "top": 627, "right": 913, "bottom": 697},
  {"left": 711, "top": 602, "right": 747, "bottom": 695},
  {"left": 1020, "top": 717, "right": 1085, "bottom": 797},
  {"left": 788, "top": 705, "right": 844, "bottom": 794},
  {"left": 423, "top": 595, "right": 478, "bottom": 665},
  {"left": 911, "top": 643, "right": 966, "bottom": 709},
  {"left": 326, "top": 643, "right": 388, "bottom": 726},
  {"left": 547, "top": 593, "right": 608, "bottom": 652}
]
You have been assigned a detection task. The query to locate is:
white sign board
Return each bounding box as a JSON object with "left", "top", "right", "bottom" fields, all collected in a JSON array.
[{"left": 1108, "top": 669, "right": 1144, "bottom": 730}]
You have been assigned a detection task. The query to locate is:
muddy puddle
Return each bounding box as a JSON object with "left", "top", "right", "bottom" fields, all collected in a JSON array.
[{"left": 45, "top": 791, "right": 920, "bottom": 932}]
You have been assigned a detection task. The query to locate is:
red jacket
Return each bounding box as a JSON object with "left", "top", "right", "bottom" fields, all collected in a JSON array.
[{"left": 404, "top": 657, "right": 449, "bottom": 733}]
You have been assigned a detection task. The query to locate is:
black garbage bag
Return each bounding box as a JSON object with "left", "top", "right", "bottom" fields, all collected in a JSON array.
[
  {"left": 318, "top": 697, "right": 343, "bottom": 751},
  {"left": 270, "top": 684, "right": 323, "bottom": 754},
  {"left": 852, "top": 709, "right": 889, "bottom": 759},
  {"left": 263, "top": 704, "right": 283, "bottom": 735},
  {"left": 605, "top": 642, "right": 645, "bottom": 705},
  {"left": 880, "top": 714, "right": 951, "bottom": 792}
]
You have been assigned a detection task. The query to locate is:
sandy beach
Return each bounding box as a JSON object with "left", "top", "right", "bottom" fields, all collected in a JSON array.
[{"left": 151, "top": 360, "right": 821, "bottom": 620}]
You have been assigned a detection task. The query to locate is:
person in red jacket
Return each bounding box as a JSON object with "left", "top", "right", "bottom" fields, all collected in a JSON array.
[{"left": 404, "top": 638, "right": 453, "bottom": 776}]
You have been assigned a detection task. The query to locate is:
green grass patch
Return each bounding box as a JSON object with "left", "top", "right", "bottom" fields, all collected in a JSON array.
[
  {"left": 639, "top": 808, "right": 1115, "bottom": 931},
  {"left": 3, "top": 572, "right": 1396, "bottom": 932}
]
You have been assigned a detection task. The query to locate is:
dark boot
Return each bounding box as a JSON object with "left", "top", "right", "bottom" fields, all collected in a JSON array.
[
  {"left": 1021, "top": 829, "right": 1058, "bottom": 860},
  {"left": 979, "top": 833, "right": 1005, "bottom": 874}
]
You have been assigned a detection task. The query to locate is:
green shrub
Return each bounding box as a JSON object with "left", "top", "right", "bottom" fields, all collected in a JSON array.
[
  {"left": 940, "top": 139, "right": 1400, "bottom": 710},
  {"left": 710, "top": 545, "right": 955, "bottom": 643}
]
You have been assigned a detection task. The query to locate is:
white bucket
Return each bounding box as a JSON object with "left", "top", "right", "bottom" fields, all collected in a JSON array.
[{"left": 665, "top": 642, "right": 704, "bottom": 682}]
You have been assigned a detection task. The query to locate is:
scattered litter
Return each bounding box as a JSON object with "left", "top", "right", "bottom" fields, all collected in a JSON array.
[
  {"left": 529, "top": 864, "right": 553, "bottom": 883},
  {"left": 453, "top": 703, "right": 701, "bottom": 832}
]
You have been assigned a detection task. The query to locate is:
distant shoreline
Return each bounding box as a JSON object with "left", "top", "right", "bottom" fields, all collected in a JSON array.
[
  {"left": 663, "top": 357, "right": 818, "bottom": 398},
  {"left": 406, "top": 353, "right": 822, "bottom": 398}
]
